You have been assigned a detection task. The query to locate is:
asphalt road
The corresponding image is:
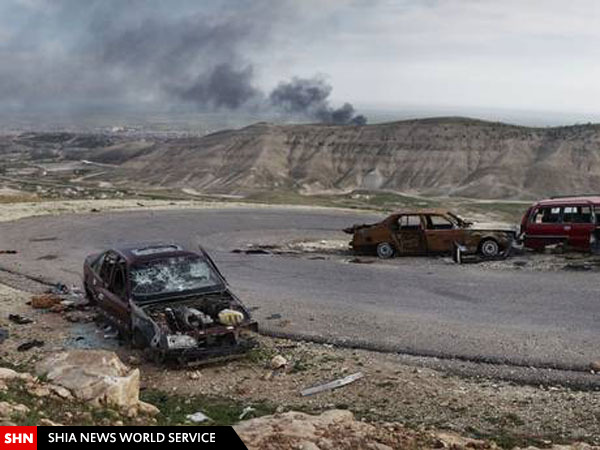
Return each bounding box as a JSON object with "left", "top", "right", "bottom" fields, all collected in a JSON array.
[{"left": 1, "top": 207, "right": 599, "bottom": 371}]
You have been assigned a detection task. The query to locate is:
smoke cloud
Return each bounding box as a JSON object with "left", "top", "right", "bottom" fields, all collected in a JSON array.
[
  {"left": 270, "top": 77, "right": 366, "bottom": 125},
  {"left": 0, "top": 0, "right": 366, "bottom": 125}
]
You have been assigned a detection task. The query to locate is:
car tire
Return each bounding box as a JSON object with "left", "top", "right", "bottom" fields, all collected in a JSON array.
[
  {"left": 376, "top": 242, "right": 395, "bottom": 259},
  {"left": 479, "top": 239, "right": 500, "bottom": 258}
]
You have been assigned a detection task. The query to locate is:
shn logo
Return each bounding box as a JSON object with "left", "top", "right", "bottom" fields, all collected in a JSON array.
[{"left": 4, "top": 434, "right": 34, "bottom": 444}]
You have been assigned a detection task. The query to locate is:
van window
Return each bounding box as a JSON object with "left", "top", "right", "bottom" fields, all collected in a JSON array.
[
  {"left": 531, "top": 207, "right": 561, "bottom": 224},
  {"left": 563, "top": 206, "right": 592, "bottom": 223}
]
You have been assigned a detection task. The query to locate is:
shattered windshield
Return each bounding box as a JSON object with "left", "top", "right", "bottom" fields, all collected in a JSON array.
[
  {"left": 131, "top": 256, "right": 222, "bottom": 298},
  {"left": 448, "top": 212, "right": 472, "bottom": 227}
]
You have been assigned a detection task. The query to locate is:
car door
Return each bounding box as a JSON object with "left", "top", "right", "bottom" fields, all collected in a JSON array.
[
  {"left": 524, "top": 205, "right": 565, "bottom": 249},
  {"left": 97, "top": 253, "right": 131, "bottom": 332},
  {"left": 423, "top": 214, "right": 463, "bottom": 253},
  {"left": 563, "top": 204, "right": 595, "bottom": 249},
  {"left": 395, "top": 214, "right": 426, "bottom": 254}
]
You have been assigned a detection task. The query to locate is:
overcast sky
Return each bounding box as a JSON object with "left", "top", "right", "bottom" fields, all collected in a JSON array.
[{"left": 1, "top": 0, "right": 599, "bottom": 125}]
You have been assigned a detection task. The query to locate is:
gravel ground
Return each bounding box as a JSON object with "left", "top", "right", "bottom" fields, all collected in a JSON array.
[{"left": 1, "top": 283, "right": 600, "bottom": 447}]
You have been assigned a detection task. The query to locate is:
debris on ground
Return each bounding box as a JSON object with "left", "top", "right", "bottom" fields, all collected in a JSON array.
[
  {"left": 8, "top": 314, "right": 33, "bottom": 325},
  {"left": 30, "top": 293, "right": 62, "bottom": 309},
  {"left": 239, "top": 406, "right": 256, "bottom": 420},
  {"left": 232, "top": 248, "right": 273, "bottom": 255},
  {"left": 300, "top": 372, "right": 364, "bottom": 397},
  {"left": 186, "top": 411, "right": 211, "bottom": 423},
  {"left": 17, "top": 339, "right": 44, "bottom": 351},
  {"left": 0, "top": 328, "right": 7, "bottom": 344}
]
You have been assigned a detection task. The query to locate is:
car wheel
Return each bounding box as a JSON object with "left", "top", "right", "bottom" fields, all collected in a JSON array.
[
  {"left": 376, "top": 242, "right": 395, "bottom": 259},
  {"left": 479, "top": 239, "right": 500, "bottom": 258}
]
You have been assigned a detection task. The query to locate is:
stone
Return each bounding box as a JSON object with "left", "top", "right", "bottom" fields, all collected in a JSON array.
[
  {"left": 270, "top": 355, "right": 288, "bottom": 370},
  {"left": 0, "top": 368, "right": 20, "bottom": 380},
  {"left": 35, "top": 350, "right": 140, "bottom": 408},
  {"left": 0, "top": 401, "right": 29, "bottom": 418},
  {"left": 137, "top": 401, "right": 160, "bottom": 416},
  {"left": 39, "top": 418, "right": 63, "bottom": 426},
  {"left": 298, "top": 441, "right": 320, "bottom": 450},
  {"left": 589, "top": 360, "right": 600, "bottom": 372}
]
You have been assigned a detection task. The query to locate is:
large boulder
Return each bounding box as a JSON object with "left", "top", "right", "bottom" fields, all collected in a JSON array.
[
  {"left": 35, "top": 350, "right": 140, "bottom": 408},
  {"left": 235, "top": 410, "right": 424, "bottom": 450}
]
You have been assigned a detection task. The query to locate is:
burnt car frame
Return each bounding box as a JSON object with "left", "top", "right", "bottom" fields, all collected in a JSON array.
[
  {"left": 83, "top": 243, "right": 258, "bottom": 365},
  {"left": 344, "top": 209, "right": 516, "bottom": 259},
  {"left": 519, "top": 196, "right": 600, "bottom": 252}
]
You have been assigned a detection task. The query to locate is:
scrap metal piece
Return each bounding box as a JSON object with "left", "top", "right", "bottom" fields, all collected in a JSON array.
[
  {"left": 8, "top": 314, "right": 33, "bottom": 325},
  {"left": 301, "top": 371, "right": 364, "bottom": 397},
  {"left": 17, "top": 339, "right": 44, "bottom": 352}
]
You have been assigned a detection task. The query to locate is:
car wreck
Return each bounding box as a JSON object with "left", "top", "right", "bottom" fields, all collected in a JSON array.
[
  {"left": 520, "top": 196, "right": 600, "bottom": 253},
  {"left": 344, "top": 209, "right": 516, "bottom": 259},
  {"left": 83, "top": 244, "right": 258, "bottom": 365}
]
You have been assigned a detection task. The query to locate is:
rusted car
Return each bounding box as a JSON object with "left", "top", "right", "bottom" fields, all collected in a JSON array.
[
  {"left": 344, "top": 209, "right": 516, "bottom": 258},
  {"left": 83, "top": 243, "right": 258, "bottom": 364}
]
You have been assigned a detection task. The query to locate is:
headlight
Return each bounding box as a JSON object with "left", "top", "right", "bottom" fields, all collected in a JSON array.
[{"left": 166, "top": 334, "right": 197, "bottom": 349}]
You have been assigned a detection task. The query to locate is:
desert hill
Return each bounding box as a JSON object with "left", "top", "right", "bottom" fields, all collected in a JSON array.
[{"left": 6, "top": 117, "right": 600, "bottom": 199}]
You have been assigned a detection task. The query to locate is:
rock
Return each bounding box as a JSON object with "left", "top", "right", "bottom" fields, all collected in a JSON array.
[
  {"left": 270, "top": 355, "right": 288, "bottom": 370},
  {"left": 298, "top": 441, "right": 320, "bottom": 450},
  {"left": 48, "top": 384, "right": 72, "bottom": 400},
  {"left": 0, "top": 368, "right": 20, "bottom": 380},
  {"left": 433, "top": 432, "right": 491, "bottom": 448},
  {"left": 39, "top": 418, "right": 63, "bottom": 426},
  {"left": 590, "top": 361, "right": 600, "bottom": 372},
  {"left": 0, "top": 368, "right": 34, "bottom": 382},
  {"left": 35, "top": 350, "right": 140, "bottom": 408},
  {"left": 236, "top": 410, "right": 389, "bottom": 450},
  {"left": 29, "top": 385, "right": 52, "bottom": 397},
  {"left": 367, "top": 444, "right": 393, "bottom": 450},
  {"left": 137, "top": 401, "right": 160, "bottom": 416},
  {"left": 187, "top": 370, "right": 201, "bottom": 380},
  {"left": 0, "top": 401, "right": 29, "bottom": 418}
]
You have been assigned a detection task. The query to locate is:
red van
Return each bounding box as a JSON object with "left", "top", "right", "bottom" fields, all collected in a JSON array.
[{"left": 520, "top": 196, "right": 600, "bottom": 251}]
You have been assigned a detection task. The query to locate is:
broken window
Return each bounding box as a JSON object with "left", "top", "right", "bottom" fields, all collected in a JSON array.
[
  {"left": 427, "top": 215, "right": 454, "bottom": 230},
  {"left": 99, "top": 253, "right": 116, "bottom": 283},
  {"left": 131, "top": 256, "right": 222, "bottom": 299},
  {"left": 109, "top": 264, "right": 127, "bottom": 298},
  {"left": 563, "top": 206, "right": 592, "bottom": 223},
  {"left": 531, "top": 207, "right": 561, "bottom": 224},
  {"left": 398, "top": 215, "right": 422, "bottom": 230}
]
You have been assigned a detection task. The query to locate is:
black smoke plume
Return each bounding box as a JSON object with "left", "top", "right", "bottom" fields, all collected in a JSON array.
[
  {"left": 269, "top": 77, "right": 366, "bottom": 125},
  {"left": 0, "top": 0, "right": 367, "bottom": 125}
]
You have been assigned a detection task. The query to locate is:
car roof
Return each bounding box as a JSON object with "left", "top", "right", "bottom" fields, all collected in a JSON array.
[
  {"left": 535, "top": 196, "right": 600, "bottom": 206},
  {"left": 110, "top": 243, "right": 203, "bottom": 264},
  {"left": 389, "top": 208, "right": 454, "bottom": 216}
]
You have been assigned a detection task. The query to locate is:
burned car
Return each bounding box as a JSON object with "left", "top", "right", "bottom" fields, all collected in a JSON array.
[
  {"left": 83, "top": 244, "right": 258, "bottom": 364},
  {"left": 344, "top": 209, "right": 516, "bottom": 258}
]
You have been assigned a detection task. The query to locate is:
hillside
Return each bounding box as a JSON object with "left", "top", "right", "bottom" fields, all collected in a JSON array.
[{"left": 6, "top": 117, "right": 600, "bottom": 200}]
